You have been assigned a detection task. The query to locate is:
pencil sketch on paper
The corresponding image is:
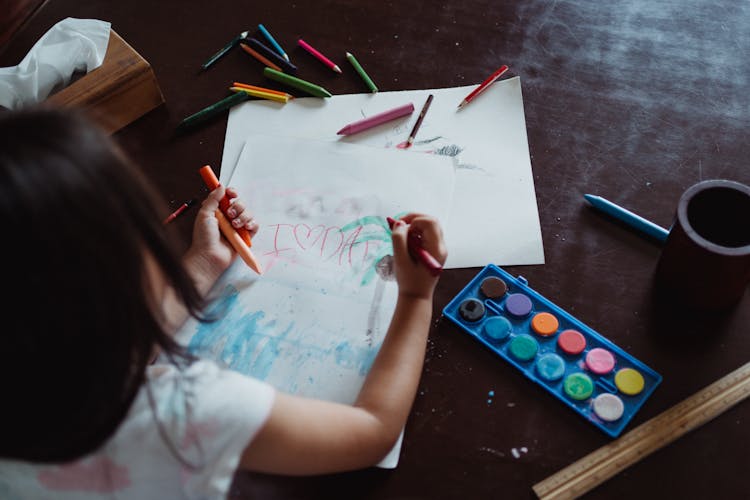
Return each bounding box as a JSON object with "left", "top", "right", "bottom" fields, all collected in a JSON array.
[{"left": 388, "top": 132, "right": 479, "bottom": 171}]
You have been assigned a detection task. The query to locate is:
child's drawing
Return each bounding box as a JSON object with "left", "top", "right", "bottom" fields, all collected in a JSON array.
[{"left": 174, "top": 135, "right": 455, "bottom": 467}]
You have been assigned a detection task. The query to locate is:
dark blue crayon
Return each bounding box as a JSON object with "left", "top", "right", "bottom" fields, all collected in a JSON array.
[{"left": 240, "top": 37, "right": 297, "bottom": 74}]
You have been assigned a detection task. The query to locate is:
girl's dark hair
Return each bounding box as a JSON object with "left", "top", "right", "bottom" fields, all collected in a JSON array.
[{"left": 0, "top": 108, "right": 205, "bottom": 462}]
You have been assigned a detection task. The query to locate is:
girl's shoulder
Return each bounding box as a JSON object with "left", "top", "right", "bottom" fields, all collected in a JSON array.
[
  {"left": 0, "top": 360, "right": 275, "bottom": 500},
  {"left": 141, "top": 359, "right": 276, "bottom": 439}
]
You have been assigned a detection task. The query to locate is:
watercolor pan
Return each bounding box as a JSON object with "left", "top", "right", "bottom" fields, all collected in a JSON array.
[{"left": 443, "top": 264, "right": 662, "bottom": 438}]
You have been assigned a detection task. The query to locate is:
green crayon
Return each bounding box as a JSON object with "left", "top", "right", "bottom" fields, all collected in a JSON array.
[
  {"left": 262, "top": 67, "right": 332, "bottom": 98},
  {"left": 346, "top": 52, "right": 378, "bottom": 93},
  {"left": 177, "top": 92, "right": 250, "bottom": 131}
]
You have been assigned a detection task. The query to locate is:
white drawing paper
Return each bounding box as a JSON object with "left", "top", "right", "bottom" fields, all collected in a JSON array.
[
  {"left": 175, "top": 135, "right": 455, "bottom": 468},
  {"left": 221, "top": 77, "right": 544, "bottom": 268}
]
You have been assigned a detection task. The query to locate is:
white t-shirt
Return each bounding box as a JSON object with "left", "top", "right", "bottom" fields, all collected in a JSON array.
[{"left": 0, "top": 360, "right": 275, "bottom": 500}]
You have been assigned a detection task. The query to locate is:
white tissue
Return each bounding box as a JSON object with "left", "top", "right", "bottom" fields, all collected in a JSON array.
[{"left": 0, "top": 17, "right": 111, "bottom": 110}]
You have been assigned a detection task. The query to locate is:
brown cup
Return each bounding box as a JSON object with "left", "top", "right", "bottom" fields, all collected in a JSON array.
[{"left": 654, "top": 179, "right": 750, "bottom": 311}]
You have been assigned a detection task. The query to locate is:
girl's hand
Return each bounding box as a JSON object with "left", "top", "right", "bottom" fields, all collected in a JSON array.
[
  {"left": 184, "top": 186, "right": 259, "bottom": 289},
  {"left": 390, "top": 213, "right": 447, "bottom": 300}
]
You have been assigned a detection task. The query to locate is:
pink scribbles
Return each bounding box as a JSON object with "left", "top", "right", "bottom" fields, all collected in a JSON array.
[
  {"left": 38, "top": 456, "right": 131, "bottom": 493},
  {"left": 292, "top": 224, "right": 336, "bottom": 252},
  {"left": 266, "top": 223, "right": 378, "bottom": 267}
]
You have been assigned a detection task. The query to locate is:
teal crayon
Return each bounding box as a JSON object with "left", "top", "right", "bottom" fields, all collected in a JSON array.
[
  {"left": 583, "top": 194, "right": 669, "bottom": 242},
  {"left": 201, "top": 30, "right": 248, "bottom": 70},
  {"left": 258, "top": 23, "right": 289, "bottom": 62},
  {"left": 177, "top": 92, "right": 250, "bottom": 131}
]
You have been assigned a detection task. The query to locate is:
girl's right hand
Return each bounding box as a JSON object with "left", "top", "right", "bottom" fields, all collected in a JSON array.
[{"left": 390, "top": 213, "right": 447, "bottom": 300}]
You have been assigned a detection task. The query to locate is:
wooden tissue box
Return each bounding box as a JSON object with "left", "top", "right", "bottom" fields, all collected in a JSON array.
[{"left": 46, "top": 29, "right": 164, "bottom": 134}]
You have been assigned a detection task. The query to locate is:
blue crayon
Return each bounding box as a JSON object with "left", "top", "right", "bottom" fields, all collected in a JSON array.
[
  {"left": 258, "top": 23, "right": 289, "bottom": 62},
  {"left": 583, "top": 194, "right": 669, "bottom": 242}
]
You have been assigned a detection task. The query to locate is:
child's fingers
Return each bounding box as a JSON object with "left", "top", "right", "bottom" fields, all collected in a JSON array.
[
  {"left": 390, "top": 220, "right": 413, "bottom": 269},
  {"left": 231, "top": 212, "right": 258, "bottom": 232},
  {"left": 245, "top": 218, "right": 259, "bottom": 236},
  {"left": 225, "top": 197, "right": 259, "bottom": 234},
  {"left": 225, "top": 186, "right": 240, "bottom": 199},
  {"left": 400, "top": 214, "right": 447, "bottom": 264},
  {"left": 393, "top": 212, "right": 422, "bottom": 225},
  {"left": 201, "top": 185, "right": 226, "bottom": 214},
  {"left": 226, "top": 199, "right": 245, "bottom": 218}
]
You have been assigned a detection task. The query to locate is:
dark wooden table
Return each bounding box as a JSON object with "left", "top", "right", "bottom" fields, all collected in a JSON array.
[{"left": 3, "top": 1, "right": 749, "bottom": 498}]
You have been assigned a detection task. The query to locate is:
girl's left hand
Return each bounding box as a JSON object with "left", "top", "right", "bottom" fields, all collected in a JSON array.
[{"left": 185, "top": 186, "right": 259, "bottom": 286}]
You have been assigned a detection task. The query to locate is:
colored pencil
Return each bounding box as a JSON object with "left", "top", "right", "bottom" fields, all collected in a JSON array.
[
  {"left": 337, "top": 103, "right": 415, "bottom": 136},
  {"left": 232, "top": 82, "right": 291, "bottom": 98},
  {"left": 201, "top": 31, "right": 248, "bottom": 70},
  {"left": 346, "top": 51, "right": 378, "bottom": 93},
  {"left": 229, "top": 87, "right": 290, "bottom": 103},
  {"left": 199, "top": 165, "right": 263, "bottom": 274},
  {"left": 386, "top": 217, "right": 443, "bottom": 276},
  {"left": 406, "top": 94, "right": 434, "bottom": 147},
  {"left": 263, "top": 67, "right": 332, "bottom": 98},
  {"left": 258, "top": 23, "right": 289, "bottom": 62},
  {"left": 163, "top": 199, "right": 196, "bottom": 224},
  {"left": 457, "top": 64, "right": 509, "bottom": 109},
  {"left": 240, "top": 38, "right": 297, "bottom": 73},
  {"left": 583, "top": 194, "right": 669, "bottom": 242},
  {"left": 298, "top": 38, "right": 341, "bottom": 73},
  {"left": 238, "top": 42, "right": 282, "bottom": 71},
  {"left": 177, "top": 92, "right": 250, "bottom": 131}
]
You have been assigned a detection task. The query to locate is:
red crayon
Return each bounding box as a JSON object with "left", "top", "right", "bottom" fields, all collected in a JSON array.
[
  {"left": 386, "top": 216, "right": 443, "bottom": 276},
  {"left": 457, "top": 64, "right": 509, "bottom": 109},
  {"left": 163, "top": 199, "right": 196, "bottom": 224}
]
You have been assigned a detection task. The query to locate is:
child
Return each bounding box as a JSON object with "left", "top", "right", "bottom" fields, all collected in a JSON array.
[{"left": 0, "top": 108, "right": 447, "bottom": 499}]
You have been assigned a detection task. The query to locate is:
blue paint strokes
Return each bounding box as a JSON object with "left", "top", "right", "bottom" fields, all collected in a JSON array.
[
  {"left": 334, "top": 341, "right": 379, "bottom": 376},
  {"left": 334, "top": 342, "right": 356, "bottom": 369},
  {"left": 187, "top": 284, "right": 381, "bottom": 382},
  {"left": 188, "top": 285, "right": 293, "bottom": 380}
]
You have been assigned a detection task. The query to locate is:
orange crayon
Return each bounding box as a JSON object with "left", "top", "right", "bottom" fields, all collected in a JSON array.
[{"left": 199, "top": 165, "right": 262, "bottom": 274}]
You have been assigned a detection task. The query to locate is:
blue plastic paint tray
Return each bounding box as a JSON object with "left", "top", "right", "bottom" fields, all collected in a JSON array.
[{"left": 443, "top": 264, "right": 662, "bottom": 438}]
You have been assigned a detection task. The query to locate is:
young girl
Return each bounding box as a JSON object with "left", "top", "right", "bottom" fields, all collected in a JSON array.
[{"left": 0, "top": 108, "right": 447, "bottom": 499}]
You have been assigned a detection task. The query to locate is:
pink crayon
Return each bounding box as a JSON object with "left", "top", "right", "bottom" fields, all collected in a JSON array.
[
  {"left": 336, "top": 103, "right": 415, "bottom": 136},
  {"left": 297, "top": 38, "right": 341, "bottom": 73}
]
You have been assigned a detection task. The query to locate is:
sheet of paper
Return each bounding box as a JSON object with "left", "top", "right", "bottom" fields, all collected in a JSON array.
[
  {"left": 221, "top": 77, "right": 544, "bottom": 268},
  {"left": 175, "top": 135, "right": 455, "bottom": 468}
]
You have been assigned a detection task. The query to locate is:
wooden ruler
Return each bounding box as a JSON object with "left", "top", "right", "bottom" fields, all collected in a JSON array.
[{"left": 533, "top": 361, "right": 750, "bottom": 500}]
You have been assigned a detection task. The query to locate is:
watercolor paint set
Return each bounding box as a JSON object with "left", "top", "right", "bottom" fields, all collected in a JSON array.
[{"left": 443, "top": 264, "right": 662, "bottom": 437}]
